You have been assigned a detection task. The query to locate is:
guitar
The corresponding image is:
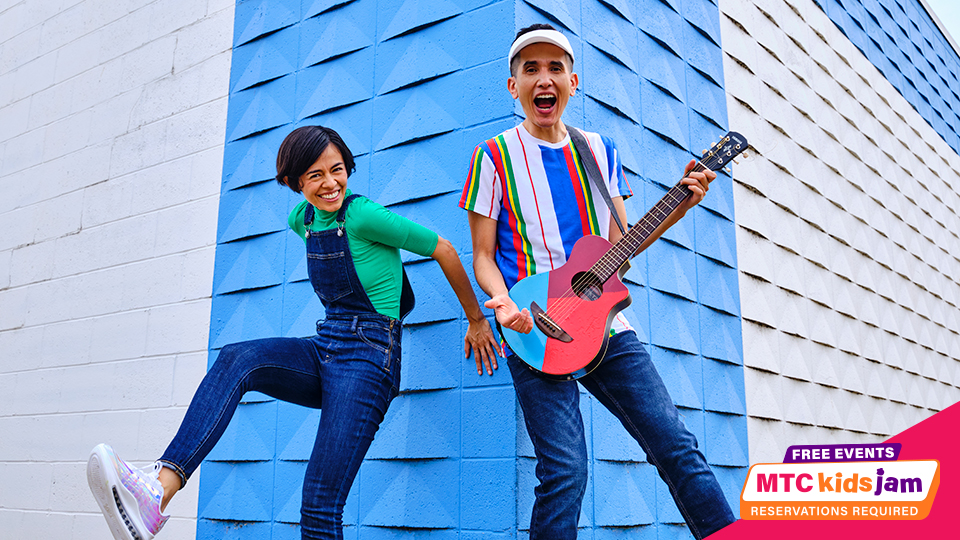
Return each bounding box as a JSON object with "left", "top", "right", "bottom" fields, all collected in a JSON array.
[{"left": 501, "top": 132, "right": 750, "bottom": 380}]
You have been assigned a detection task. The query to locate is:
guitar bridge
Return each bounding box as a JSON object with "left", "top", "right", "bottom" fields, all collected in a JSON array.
[{"left": 530, "top": 301, "right": 573, "bottom": 343}]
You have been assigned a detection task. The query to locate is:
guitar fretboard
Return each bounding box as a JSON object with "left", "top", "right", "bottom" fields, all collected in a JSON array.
[{"left": 590, "top": 161, "right": 711, "bottom": 282}]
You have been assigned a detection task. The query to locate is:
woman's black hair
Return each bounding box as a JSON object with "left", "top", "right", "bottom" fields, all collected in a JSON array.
[{"left": 275, "top": 125, "right": 356, "bottom": 193}]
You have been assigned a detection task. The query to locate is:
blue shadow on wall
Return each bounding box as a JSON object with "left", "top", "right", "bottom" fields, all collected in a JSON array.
[{"left": 202, "top": 0, "right": 748, "bottom": 538}]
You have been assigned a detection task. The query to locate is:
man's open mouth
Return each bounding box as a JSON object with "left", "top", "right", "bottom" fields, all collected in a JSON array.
[{"left": 534, "top": 93, "right": 557, "bottom": 111}]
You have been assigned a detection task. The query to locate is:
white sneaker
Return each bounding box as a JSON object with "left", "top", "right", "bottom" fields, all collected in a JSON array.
[{"left": 87, "top": 444, "right": 170, "bottom": 540}]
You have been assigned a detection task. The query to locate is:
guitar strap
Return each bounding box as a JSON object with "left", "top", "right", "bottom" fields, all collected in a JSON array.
[{"left": 568, "top": 126, "right": 627, "bottom": 236}]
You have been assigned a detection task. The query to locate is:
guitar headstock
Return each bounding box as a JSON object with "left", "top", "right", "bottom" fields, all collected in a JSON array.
[{"left": 700, "top": 131, "right": 749, "bottom": 172}]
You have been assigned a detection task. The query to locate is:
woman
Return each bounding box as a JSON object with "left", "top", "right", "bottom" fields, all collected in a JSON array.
[{"left": 86, "top": 126, "right": 501, "bottom": 540}]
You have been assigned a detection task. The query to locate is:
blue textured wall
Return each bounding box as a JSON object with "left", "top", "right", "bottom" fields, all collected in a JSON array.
[
  {"left": 815, "top": 0, "right": 960, "bottom": 153},
  {"left": 203, "top": 0, "right": 747, "bottom": 538}
]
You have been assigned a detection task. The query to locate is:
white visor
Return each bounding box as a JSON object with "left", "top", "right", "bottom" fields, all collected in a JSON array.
[{"left": 508, "top": 29, "right": 575, "bottom": 71}]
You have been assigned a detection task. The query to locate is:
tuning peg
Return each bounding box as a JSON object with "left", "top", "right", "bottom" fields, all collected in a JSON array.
[
  {"left": 711, "top": 141, "right": 717, "bottom": 148},
  {"left": 742, "top": 151, "right": 750, "bottom": 159},
  {"left": 725, "top": 167, "right": 732, "bottom": 174},
  {"left": 732, "top": 158, "right": 739, "bottom": 165},
  {"left": 702, "top": 149, "right": 708, "bottom": 155}
]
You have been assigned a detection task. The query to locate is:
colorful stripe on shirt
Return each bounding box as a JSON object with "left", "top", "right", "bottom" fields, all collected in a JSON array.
[
  {"left": 494, "top": 134, "right": 538, "bottom": 281},
  {"left": 566, "top": 142, "right": 599, "bottom": 237},
  {"left": 460, "top": 146, "right": 485, "bottom": 211}
]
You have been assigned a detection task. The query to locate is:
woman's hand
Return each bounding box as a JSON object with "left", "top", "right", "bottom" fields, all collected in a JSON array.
[
  {"left": 484, "top": 293, "right": 533, "bottom": 334},
  {"left": 428, "top": 235, "right": 507, "bottom": 376},
  {"left": 464, "top": 316, "right": 501, "bottom": 375}
]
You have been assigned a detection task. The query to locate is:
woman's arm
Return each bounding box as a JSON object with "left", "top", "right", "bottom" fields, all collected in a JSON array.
[
  {"left": 347, "top": 197, "right": 502, "bottom": 374},
  {"left": 431, "top": 235, "right": 502, "bottom": 375}
]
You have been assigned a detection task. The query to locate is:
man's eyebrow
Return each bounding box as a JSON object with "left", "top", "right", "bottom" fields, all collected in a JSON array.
[{"left": 522, "top": 59, "right": 566, "bottom": 68}]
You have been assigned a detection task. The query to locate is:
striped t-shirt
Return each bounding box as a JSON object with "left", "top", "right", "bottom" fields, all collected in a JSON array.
[{"left": 460, "top": 124, "right": 634, "bottom": 333}]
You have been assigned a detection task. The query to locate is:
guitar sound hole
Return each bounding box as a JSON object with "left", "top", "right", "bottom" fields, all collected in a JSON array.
[{"left": 572, "top": 271, "right": 603, "bottom": 301}]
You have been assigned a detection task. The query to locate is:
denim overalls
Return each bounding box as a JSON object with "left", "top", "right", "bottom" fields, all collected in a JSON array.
[
  {"left": 305, "top": 193, "right": 414, "bottom": 380},
  {"left": 160, "top": 194, "right": 414, "bottom": 539}
]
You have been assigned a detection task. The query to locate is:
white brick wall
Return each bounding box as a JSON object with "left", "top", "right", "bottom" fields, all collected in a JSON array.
[
  {"left": 721, "top": 0, "right": 960, "bottom": 464},
  {"left": 0, "top": 1, "right": 233, "bottom": 537}
]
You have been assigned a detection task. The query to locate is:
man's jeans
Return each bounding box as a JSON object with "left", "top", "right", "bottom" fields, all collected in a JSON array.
[
  {"left": 159, "top": 314, "right": 402, "bottom": 539},
  {"left": 507, "top": 331, "right": 736, "bottom": 539}
]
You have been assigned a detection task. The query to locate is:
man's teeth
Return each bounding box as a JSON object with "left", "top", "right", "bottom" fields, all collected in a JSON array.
[{"left": 535, "top": 94, "right": 556, "bottom": 109}]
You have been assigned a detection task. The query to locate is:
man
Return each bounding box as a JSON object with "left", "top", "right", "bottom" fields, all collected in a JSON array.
[{"left": 460, "top": 23, "right": 737, "bottom": 539}]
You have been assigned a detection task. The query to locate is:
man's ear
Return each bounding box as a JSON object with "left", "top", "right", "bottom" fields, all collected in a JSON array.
[
  {"left": 569, "top": 72, "right": 579, "bottom": 96},
  {"left": 507, "top": 77, "right": 519, "bottom": 99}
]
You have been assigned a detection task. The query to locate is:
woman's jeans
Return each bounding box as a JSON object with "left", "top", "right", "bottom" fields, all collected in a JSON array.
[
  {"left": 159, "top": 314, "right": 401, "bottom": 539},
  {"left": 506, "top": 331, "right": 736, "bottom": 539}
]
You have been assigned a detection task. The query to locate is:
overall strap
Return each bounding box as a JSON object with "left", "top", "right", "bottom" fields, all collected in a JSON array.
[
  {"left": 336, "top": 194, "right": 362, "bottom": 224},
  {"left": 568, "top": 126, "right": 626, "bottom": 236},
  {"left": 304, "top": 192, "right": 380, "bottom": 318},
  {"left": 334, "top": 192, "right": 416, "bottom": 320},
  {"left": 398, "top": 267, "right": 416, "bottom": 321},
  {"left": 303, "top": 194, "right": 361, "bottom": 232},
  {"left": 304, "top": 202, "right": 314, "bottom": 226}
]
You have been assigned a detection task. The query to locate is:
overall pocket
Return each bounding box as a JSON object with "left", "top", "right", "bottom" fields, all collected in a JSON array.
[
  {"left": 307, "top": 251, "right": 352, "bottom": 302},
  {"left": 355, "top": 322, "right": 399, "bottom": 375}
]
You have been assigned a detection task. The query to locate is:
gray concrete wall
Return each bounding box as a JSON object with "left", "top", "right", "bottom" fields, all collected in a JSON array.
[{"left": 0, "top": 1, "right": 234, "bottom": 536}]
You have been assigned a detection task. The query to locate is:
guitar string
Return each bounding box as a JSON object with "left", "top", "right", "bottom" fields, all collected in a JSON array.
[
  {"left": 543, "top": 163, "right": 710, "bottom": 324},
  {"left": 543, "top": 138, "right": 744, "bottom": 324},
  {"left": 546, "top": 172, "right": 702, "bottom": 322},
  {"left": 564, "top": 138, "right": 742, "bottom": 297},
  {"left": 541, "top": 153, "right": 726, "bottom": 326},
  {"left": 544, "top": 164, "right": 712, "bottom": 326},
  {"left": 544, "top": 181, "right": 694, "bottom": 323}
]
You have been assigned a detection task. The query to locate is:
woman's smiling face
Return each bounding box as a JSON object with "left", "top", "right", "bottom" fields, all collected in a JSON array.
[{"left": 300, "top": 144, "right": 349, "bottom": 212}]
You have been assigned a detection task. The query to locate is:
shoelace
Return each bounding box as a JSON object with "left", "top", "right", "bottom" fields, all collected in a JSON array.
[{"left": 145, "top": 462, "right": 162, "bottom": 481}]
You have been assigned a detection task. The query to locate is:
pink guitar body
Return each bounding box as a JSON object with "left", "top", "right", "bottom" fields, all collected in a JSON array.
[{"left": 502, "top": 235, "right": 631, "bottom": 380}]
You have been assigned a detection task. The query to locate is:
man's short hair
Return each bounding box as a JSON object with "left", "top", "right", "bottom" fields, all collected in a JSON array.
[{"left": 509, "top": 23, "right": 575, "bottom": 76}]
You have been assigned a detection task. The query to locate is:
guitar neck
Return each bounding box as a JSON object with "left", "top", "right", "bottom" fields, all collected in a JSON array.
[{"left": 592, "top": 160, "right": 710, "bottom": 281}]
